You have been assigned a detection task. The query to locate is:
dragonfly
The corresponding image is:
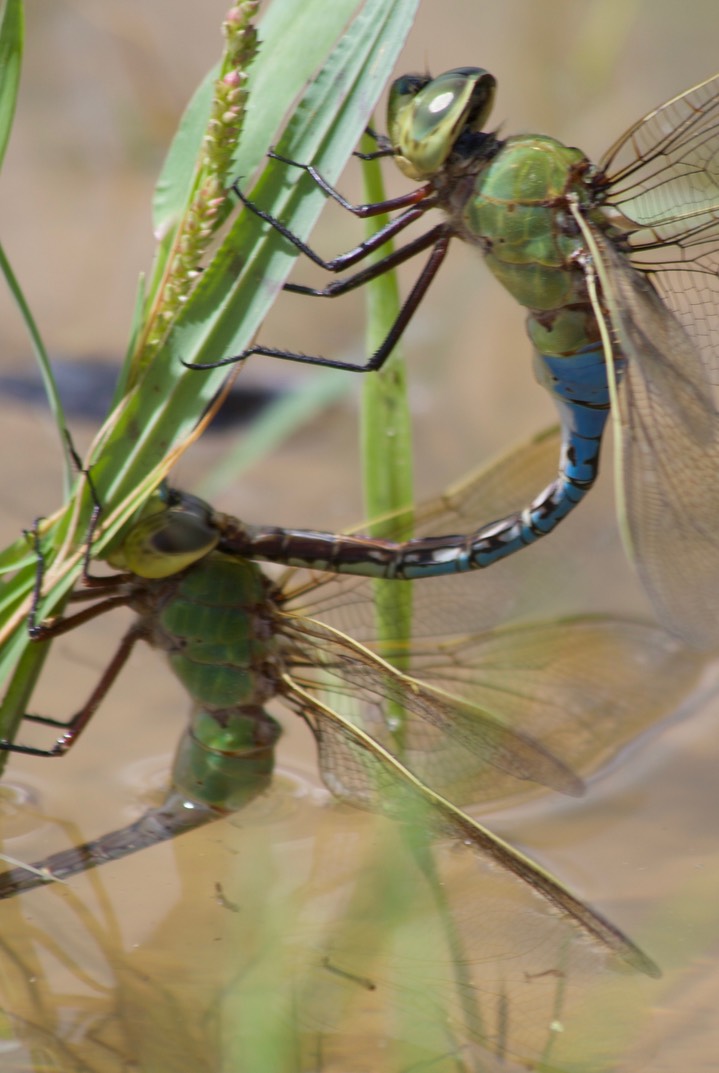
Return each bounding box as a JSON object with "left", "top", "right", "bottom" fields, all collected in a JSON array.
[
  {"left": 190, "top": 68, "right": 719, "bottom": 650},
  {"left": 0, "top": 429, "right": 706, "bottom": 975}
]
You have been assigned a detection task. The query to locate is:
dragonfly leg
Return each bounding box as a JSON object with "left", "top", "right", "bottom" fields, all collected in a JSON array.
[
  {"left": 25, "top": 515, "right": 100, "bottom": 639},
  {"left": 353, "top": 145, "right": 395, "bottom": 162},
  {"left": 233, "top": 179, "right": 436, "bottom": 273},
  {"left": 185, "top": 232, "right": 450, "bottom": 374},
  {"left": 284, "top": 223, "right": 448, "bottom": 298},
  {"left": 64, "top": 438, "right": 127, "bottom": 590},
  {"left": 4, "top": 622, "right": 144, "bottom": 757},
  {"left": 265, "top": 148, "right": 428, "bottom": 219},
  {"left": 187, "top": 151, "right": 445, "bottom": 375},
  {"left": 29, "top": 591, "right": 131, "bottom": 642},
  {"left": 27, "top": 503, "right": 128, "bottom": 640},
  {"left": 31, "top": 432, "right": 125, "bottom": 611}
]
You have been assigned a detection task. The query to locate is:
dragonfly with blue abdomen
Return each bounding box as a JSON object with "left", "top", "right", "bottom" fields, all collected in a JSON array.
[
  {"left": 191, "top": 69, "right": 719, "bottom": 650},
  {"left": 0, "top": 429, "right": 706, "bottom": 974}
]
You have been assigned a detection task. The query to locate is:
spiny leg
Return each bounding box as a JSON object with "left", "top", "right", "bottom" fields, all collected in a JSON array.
[
  {"left": 186, "top": 230, "right": 450, "bottom": 373},
  {"left": 284, "top": 223, "right": 447, "bottom": 298},
  {"left": 183, "top": 147, "right": 448, "bottom": 374},
  {"left": 27, "top": 463, "right": 129, "bottom": 639},
  {"left": 13, "top": 440, "right": 135, "bottom": 756},
  {"left": 62, "top": 432, "right": 123, "bottom": 589},
  {"left": 231, "top": 175, "right": 436, "bottom": 273},
  {"left": 7, "top": 621, "right": 142, "bottom": 757},
  {"left": 266, "top": 147, "right": 431, "bottom": 221},
  {"left": 21, "top": 489, "right": 133, "bottom": 749}
]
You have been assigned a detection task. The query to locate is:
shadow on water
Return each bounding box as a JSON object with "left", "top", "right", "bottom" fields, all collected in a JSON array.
[{"left": 0, "top": 359, "right": 287, "bottom": 431}]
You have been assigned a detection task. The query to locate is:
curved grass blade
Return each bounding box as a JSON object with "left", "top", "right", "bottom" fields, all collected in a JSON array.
[
  {"left": 0, "top": 0, "right": 22, "bottom": 170},
  {"left": 0, "top": 0, "right": 419, "bottom": 745}
]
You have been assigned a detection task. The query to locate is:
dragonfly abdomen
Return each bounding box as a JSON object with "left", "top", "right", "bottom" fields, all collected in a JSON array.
[
  {"left": 171, "top": 704, "right": 281, "bottom": 810},
  {"left": 137, "top": 553, "right": 285, "bottom": 809},
  {"left": 213, "top": 340, "right": 610, "bottom": 580}
]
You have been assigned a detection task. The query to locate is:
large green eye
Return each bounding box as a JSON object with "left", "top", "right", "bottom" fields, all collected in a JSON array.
[
  {"left": 109, "top": 489, "right": 219, "bottom": 578},
  {"left": 387, "top": 67, "right": 496, "bottom": 180},
  {"left": 386, "top": 73, "right": 431, "bottom": 134}
]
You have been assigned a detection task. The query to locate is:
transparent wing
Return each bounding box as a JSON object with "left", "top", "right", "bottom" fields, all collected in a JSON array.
[
  {"left": 587, "top": 228, "right": 719, "bottom": 648},
  {"left": 386, "top": 616, "right": 704, "bottom": 776},
  {"left": 285, "top": 611, "right": 704, "bottom": 808},
  {"left": 600, "top": 73, "right": 719, "bottom": 385},
  {"left": 284, "top": 616, "right": 583, "bottom": 800},
  {"left": 281, "top": 675, "right": 657, "bottom": 977},
  {"left": 275, "top": 425, "right": 705, "bottom": 797}
]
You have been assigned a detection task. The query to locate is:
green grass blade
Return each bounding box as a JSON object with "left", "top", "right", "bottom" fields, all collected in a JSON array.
[
  {"left": 87, "top": 0, "right": 419, "bottom": 527},
  {"left": 0, "top": 241, "right": 71, "bottom": 486},
  {"left": 0, "top": 0, "right": 71, "bottom": 481},
  {"left": 0, "top": 0, "right": 22, "bottom": 169},
  {"left": 359, "top": 130, "right": 415, "bottom": 745},
  {"left": 152, "top": 64, "right": 219, "bottom": 241},
  {"left": 0, "top": 0, "right": 419, "bottom": 744}
]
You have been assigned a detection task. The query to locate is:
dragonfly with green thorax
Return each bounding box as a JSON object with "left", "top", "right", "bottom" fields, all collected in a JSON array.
[
  {"left": 192, "top": 68, "right": 719, "bottom": 651},
  {"left": 0, "top": 429, "right": 705, "bottom": 977}
]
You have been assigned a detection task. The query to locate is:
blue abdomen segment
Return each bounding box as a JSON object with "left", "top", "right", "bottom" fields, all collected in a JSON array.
[
  {"left": 520, "top": 342, "right": 610, "bottom": 536},
  {"left": 217, "top": 343, "right": 613, "bottom": 579},
  {"left": 373, "top": 342, "right": 611, "bottom": 574},
  {"left": 398, "top": 341, "right": 611, "bottom": 572}
]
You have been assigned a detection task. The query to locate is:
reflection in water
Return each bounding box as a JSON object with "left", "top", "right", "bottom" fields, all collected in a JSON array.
[
  {"left": 0, "top": 776, "right": 635, "bottom": 1073},
  {"left": 2, "top": 749, "right": 719, "bottom": 1073}
]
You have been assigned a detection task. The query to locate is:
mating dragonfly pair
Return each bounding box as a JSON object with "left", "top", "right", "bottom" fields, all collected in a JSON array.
[
  {"left": 3, "top": 66, "right": 718, "bottom": 976},
  {"left": 193, "top": 65, "right": 719, "bottom": 653}
]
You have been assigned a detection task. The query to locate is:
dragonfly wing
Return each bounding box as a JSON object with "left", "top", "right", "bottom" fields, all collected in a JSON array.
[
  {"left": 282, "top": 675, "right": 658, "bottom": 977},
  {"left": 397, "top": 617, "right": 706, "bottom": 790},
  {"left": 398, "top": 425, "right": 561, "bottom": 535},
  {"left": 286, "top": 616, "right": 583, "bottom": 798},
  {"left": 585, "top": 228, "right": 719, "bottom": 648},
  {"left": 291, "top": 614, "right": 704, "bottom": 807},
  {"left": 602, "top": 73, "right": 719, "bottom": 382}
]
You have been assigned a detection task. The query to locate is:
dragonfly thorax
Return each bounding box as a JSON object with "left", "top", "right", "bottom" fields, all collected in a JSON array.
[
  {"left": 443, "top": 133, "right": 605, "bottom": 359},
  {"left": 134, "top": 553, "right": 285, "bottom": 715}
]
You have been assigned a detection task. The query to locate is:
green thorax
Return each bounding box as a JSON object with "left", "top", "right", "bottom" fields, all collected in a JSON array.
[
  {"left": 112, "top": 486, "right": 284, "bottom": 713},
  {"left": 143, "top": 552, "right": 281, "bottom": 712},
  {"left": 161, "top": 554, "right": 283, "bottom": 811},
  {"left": 461, "top": 135, "right": 590, "bottom": 311},
  {"left": 109, "top": 485, "right": 284, "bottom": 810}
]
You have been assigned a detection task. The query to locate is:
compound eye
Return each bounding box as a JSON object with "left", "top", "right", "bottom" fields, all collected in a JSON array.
[
  {"left": 109, "top": 490, "right": 218, "bottom": 578},
  {"left": 388, "top": 68, "right": 496, "bottom": 181}
]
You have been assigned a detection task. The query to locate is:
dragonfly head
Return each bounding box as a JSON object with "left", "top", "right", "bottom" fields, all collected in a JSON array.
[
  {"left": 387, "top": 67, "right": 496, "bottom": 181},
  {"left": 107, "top": 487, "right": 219, "bottom": 579}
]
